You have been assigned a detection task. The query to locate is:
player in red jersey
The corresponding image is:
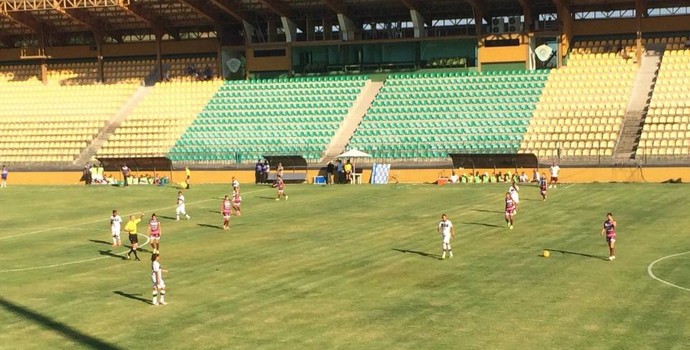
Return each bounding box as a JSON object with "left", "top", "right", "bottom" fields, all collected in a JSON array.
[
  {"left": 273, "top": 175, "right": 288, "bottom": 201},
  {"left": 504, "top": 192, "right": 516, "bottom": 229},
  {"left": 539, "top": 173, "right": 548, "bottom": 201},
  {"left": 600, "top": 213, "right": 617, "bottom": 261},
  {"left": 148, "top": 213, "right": 162, "bottom": 254},
  {"left": 221, "top": 195, "right": 232, "bottom": 230},
  {"left": 232, "top": 190, "right": 242, "bottom": 216}
]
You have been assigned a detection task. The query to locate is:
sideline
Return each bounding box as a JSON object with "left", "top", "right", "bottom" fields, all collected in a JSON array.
[
  {"left": 0, "top": 187, "right": 268, "bottom": 241},
  {"left": 646, "top": 251, "right": 690, "bottom": 292},
  {"left": 0, "top": 234, "right": 151, "bottom": 273}
]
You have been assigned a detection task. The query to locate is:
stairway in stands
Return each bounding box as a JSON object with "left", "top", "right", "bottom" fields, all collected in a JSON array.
[
  {"left": 75, "top": 86, "right": 154, "bottom": 165},
  {"left": 614, "top": 43, "right": 666, "bottom": 160},
  {"left": 323, "top": 81, "right": 384, "bottom": 159}
]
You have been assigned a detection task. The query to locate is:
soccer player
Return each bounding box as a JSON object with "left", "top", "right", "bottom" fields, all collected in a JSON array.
[
  {"left": 232, "top": 189, "right": 242, "bottom": 216},
  {"left": 1, "top": 165, "right": 7, "bottom": 188},
  {"left": 110, "top": 210, "right": 123, "bottom": 247},
  {"left": 504, "top": 192, "right": 516, "bottom": 229},
  {"left": 437, "top": 214, "right": 455, "bottom": 259},
  {"left": 232, "top": 177, "right": 240, "bottom": 192},
  {"left": 508, "top": 182, "right": 520, "bottom": 213},
  {"left": 124, "top": 212, "right": 144, "bottom": 261},
  {"left": 151, "top": 253, "right": 168, "bottom": 305},
  {"left": 549, "top": 162, "right": 561, "bottom": 188},
  {"left": 539, "top": 173, "right": 548, "bottom": 201},
  {"left": 176, "top": 191, "right": 190, "bottom": 220},
  {"left": 148, "top": 213, "right": 162, "bottom": 254},
  {"left": 273, "top": 175, "right": 288, "bottom": 201},
  {"left": 221, "top": 195, "right": 232, "bottom": 230},
  {"left": 601, "top": 213, "right": 617, "bottom": 261}
]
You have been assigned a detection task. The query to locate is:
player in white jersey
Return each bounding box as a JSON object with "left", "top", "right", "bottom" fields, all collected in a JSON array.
[
  {"left": 110, "top": 210, "right": 123, "bottom": 247},
  {"left": 549, "top": 162, "right": 561, "bottom": 188},
  {"left": 232, "top": 177, "right": 240, "bottom": 192},
  {"left": 175, "top": 191, "right": 190, "bottom": 221},
  {"left": 437, "top": 214, "right": 455, "bottom": 260},
  {"left": 508, "top": 182, "right": 520, "bottom": 213},
  {"left": 151, "top": 254, "right": 168, "bottom": 305}
]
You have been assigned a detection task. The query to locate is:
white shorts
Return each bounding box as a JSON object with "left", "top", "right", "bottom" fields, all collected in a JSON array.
[
  {"left": 176, "top": 204, "right": 186, "bottom": 214},
  {"left": 442, "top": 234, "right": 452, "bottom": 244},
  {"left": 151, "top": 275, "right": 166, "bottom": 289},
  {"left": 111, "top": 229, "right": 121, "bottom": 238}
]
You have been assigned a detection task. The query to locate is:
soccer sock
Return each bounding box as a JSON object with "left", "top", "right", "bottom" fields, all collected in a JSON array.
[
  {"left": 160, "top": 291, "right": 166, "bottom": 302},
  {"left": 133, "top": 249, "right": 139, "bottom": 259},
  {"left": 152, "top": 291, "right": 158, "bottom": 304},
  {"left": 176, "top": 215, "right": 180, "bottom": 220},
  {"left": 112, "top": 237, "right": 117, "bottom": 245}
]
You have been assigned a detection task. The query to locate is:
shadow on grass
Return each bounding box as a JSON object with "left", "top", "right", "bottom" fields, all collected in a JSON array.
[
  {"left": 88, "top": 239, "right": 112, "bottom": 246},
  {"left": 0, "top": 296, "right": 123, "bottom": 350},
  {"left": 99, "top": 250, "right": 126, "bottom": 260},
  {"left": 470, "top": 209, "right": 503, "bottom": 214},
  {"left": 158, "top": 215, "right": 176, "bottom": 221},
  {"left": 460, "top": 221, "right": 504, "bottom": 228},
  {"left": 197, "top": 223, "right": 223, "bottom": 230},
  {"left": 392, "top": 248, "right": 441, "bottom": 260},
  {"left": 545, "top": 249, "right": 609, "bottom": 261},
  {"left": 131, "top": 246, "right": 151, "bottom": 254},
  {"left": 113, "top": 291, "right": 151, "bottom": 305},
  {"left": 256, "top": 196, "right": 277, "bottom": 200}
]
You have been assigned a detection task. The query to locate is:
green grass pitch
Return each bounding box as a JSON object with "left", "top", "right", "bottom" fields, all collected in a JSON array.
[{"left": 1, "top": 182, "right": 689, "bottom": 349}]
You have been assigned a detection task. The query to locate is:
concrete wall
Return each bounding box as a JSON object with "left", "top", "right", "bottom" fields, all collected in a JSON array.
[{"left": 7, "top": 167, "right": 690, "bottom": 185}]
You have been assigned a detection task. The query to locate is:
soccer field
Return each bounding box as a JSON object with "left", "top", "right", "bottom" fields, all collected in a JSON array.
[{"left": 0, "top": 182, "right": 689, "bottom": 349}]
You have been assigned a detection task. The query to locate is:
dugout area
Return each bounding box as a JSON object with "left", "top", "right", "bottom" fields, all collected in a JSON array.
[
  {"left": 263, "top": 155, "right": 308, "bottom": 184},
  {"left": 97, "top": 157, "right": 174, "bottom": 183}
]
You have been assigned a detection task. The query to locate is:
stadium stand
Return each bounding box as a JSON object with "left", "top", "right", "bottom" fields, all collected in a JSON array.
[
  {"left": 103, "top": 59, "right": 156, "bottom": 84},
  {"left": 97, "top": 80, "right": 222, "bottom": 158},
  {"left": 163, "top": 56, "right": 217, "bottom": 82},
  {"left": 0, "top": 83, "right": 138, "bottom": 163},
  {"left": 346, "top": 70, "right": 548, "bottom": 160},
  {"left": 168, "top": 75, "right": 368, "bottom": 163},
  {"left": 0, "top": 64, "right": 41, "bottom": 83},
  {"left": 638, "top": 41, "right": 690, "bottom": 157},
  {"left": 47, "top": 62, "right": 99, "bottom": 85},
  {"left": 520, "top": 44, "right": 637, "bottom": 158}
]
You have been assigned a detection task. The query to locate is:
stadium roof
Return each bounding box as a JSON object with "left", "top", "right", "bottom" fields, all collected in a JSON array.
[{"left": 0, "top": 0, "right": 687, "bottom": 46}]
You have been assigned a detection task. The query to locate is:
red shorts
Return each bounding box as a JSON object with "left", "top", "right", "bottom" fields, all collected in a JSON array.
[
  {"left": 550, "top": 176, "right": 558, "bottom": 182},
  {"left": 150, "top": 233, "right": 160, "bottom": 239},
  {"left": 505, "top": 208, "right": 515, "bottom": 216},
  {"left": 606, "top": 235, "right": 616, "bottom": 243}
]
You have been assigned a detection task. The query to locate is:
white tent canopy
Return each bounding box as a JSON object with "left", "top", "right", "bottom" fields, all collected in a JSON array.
[{"left": 336, "top": 149, "right": 372, "bottom": 159}]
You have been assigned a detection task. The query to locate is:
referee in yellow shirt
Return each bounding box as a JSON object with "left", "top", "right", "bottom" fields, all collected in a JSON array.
[{"left": 124, "top": 212, "right": 144, "bottom": 261}]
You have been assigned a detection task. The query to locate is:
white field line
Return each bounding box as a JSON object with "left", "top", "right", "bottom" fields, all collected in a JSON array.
[
  {"left": 0, "top": 234, "right": 151, "bottom": 273},
  {"left": 0, "top": 188, "right": 267, "bottom": 241},
  {"left": 0, "top": 187, "right": 269, "bottom": 273},
  {"left": 647, "top": 251, "right": 690, "bottom": 292}
]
